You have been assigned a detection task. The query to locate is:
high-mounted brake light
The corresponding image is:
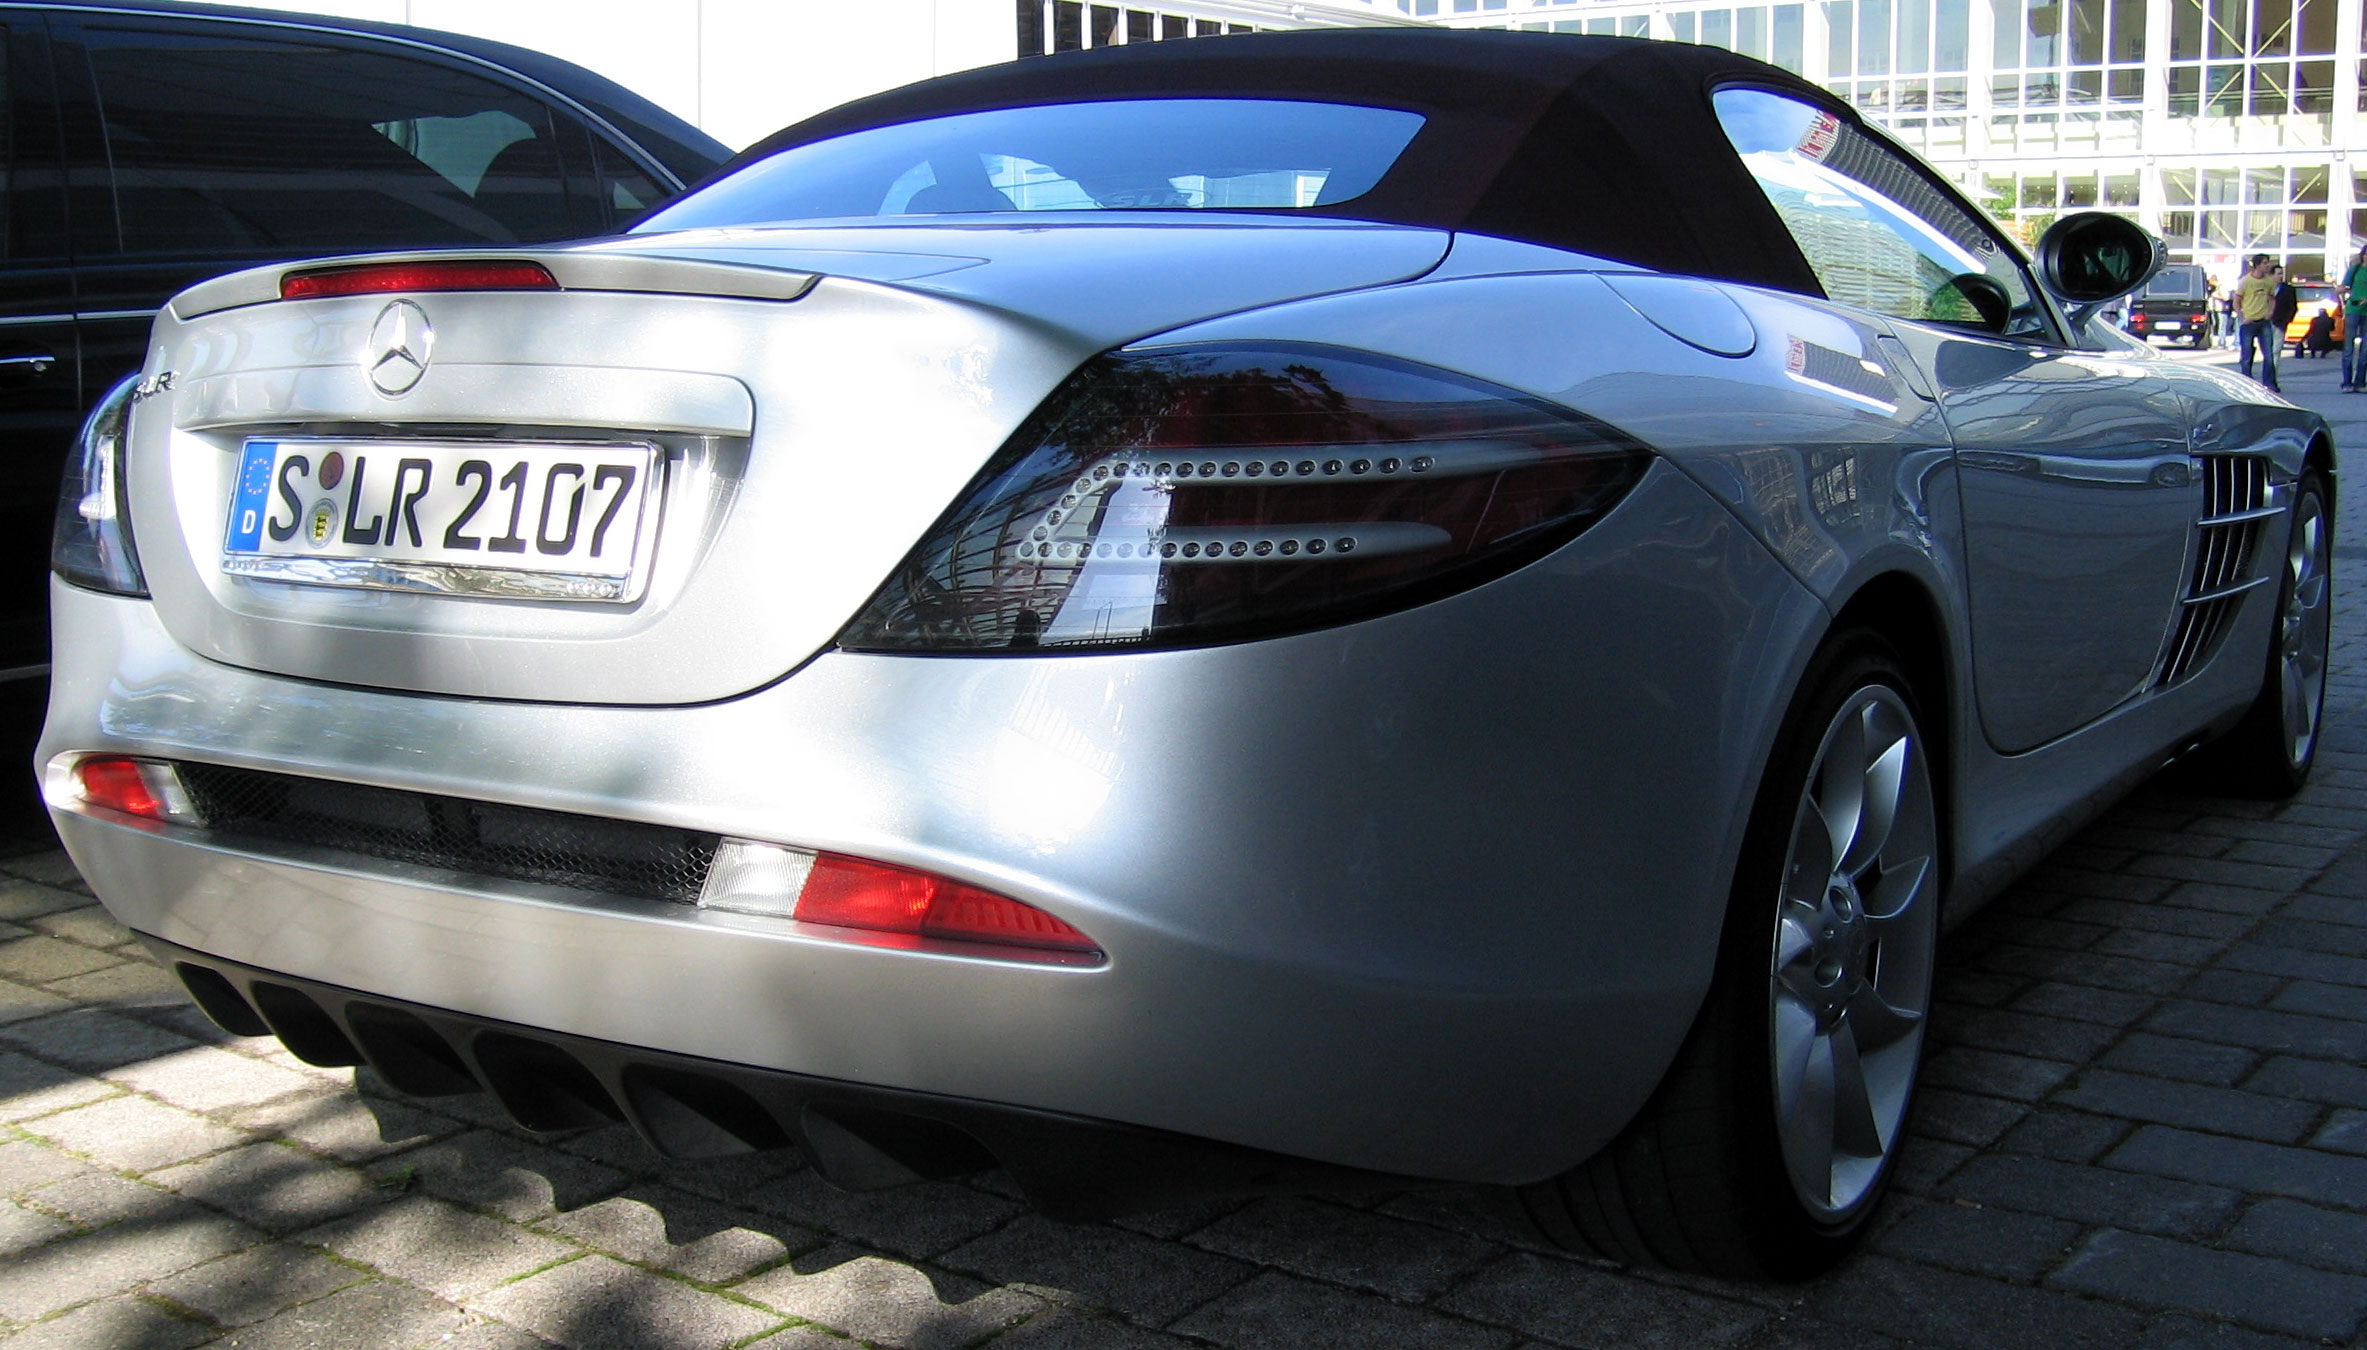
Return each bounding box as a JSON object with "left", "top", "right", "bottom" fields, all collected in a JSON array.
[
  {"left": 839, "top": 343, "right": 1650, "bottom": 653},
  {"left": 699, "top": 840, "right": 1100, "bottom": 963},
  {"left": 280, "top": 261, "right": 559, "bottom": 300},
  {"left": 72, "top": 757, "right": 197, "bottom": 824}
]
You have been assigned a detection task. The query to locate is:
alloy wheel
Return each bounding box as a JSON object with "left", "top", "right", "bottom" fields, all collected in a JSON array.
[
  {"left": 1768, "top": 686, "right": 1939, "bottom": 1220},
  {"left": 2279, "top": 487, "right": 2332, "bottom": 770}
]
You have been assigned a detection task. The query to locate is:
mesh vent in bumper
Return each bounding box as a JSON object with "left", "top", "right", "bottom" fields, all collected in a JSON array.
[{"left": 173, "top": 762, "right": 719, "bottom": 904}]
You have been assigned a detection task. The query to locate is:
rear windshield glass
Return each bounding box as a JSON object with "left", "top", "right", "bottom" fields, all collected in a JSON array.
[
  {"left": 2142, "top": 266, "right": 2207, "bottom": 299},
  {"left": 634, "top": 99, "right": 1426, "bottom": 231}
]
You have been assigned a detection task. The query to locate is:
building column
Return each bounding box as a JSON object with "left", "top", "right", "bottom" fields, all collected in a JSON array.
[{"left": 2335, "top": 0, "right": 2362, "bottom": 266}]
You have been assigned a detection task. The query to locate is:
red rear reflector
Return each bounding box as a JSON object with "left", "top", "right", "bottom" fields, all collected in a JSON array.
[
  {"left": 794, "top": 853, "right": 1099, "bottom": 956},
  {"left": 280, "top": 261, "right": 558, "bottom": 300},
  {"left": 76, "top": 758, "right": 168, "bottom": 820}
]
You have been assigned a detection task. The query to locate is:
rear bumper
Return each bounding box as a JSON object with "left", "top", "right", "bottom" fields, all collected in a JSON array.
[
  {"left": 42, "top": 463, "right": 1825, "bottom": 1185},
  {"left": 148, "top": 936, "right": 1405, "bottom": 1218}
]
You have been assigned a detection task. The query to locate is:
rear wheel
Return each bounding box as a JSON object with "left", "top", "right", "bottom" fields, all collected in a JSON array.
[
  {"left": 1514, "top": 636, "right": 1941, "bottom": 1279},
  {"left": 2194, "top": 471, "right": 2331, "bottom": 796}
]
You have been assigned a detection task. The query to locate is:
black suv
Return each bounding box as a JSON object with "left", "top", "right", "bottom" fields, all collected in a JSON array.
[
  {"left": 1, "top": 0, "right": 729, "bottom": 676},
  {"left": 2126, "top": 263, "right": 2216, "bottom": 348}
]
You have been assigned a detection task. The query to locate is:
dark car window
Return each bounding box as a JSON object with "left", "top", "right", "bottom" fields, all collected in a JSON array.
[
  {"left": 1713, "top": 87, "right": 2048, "bottom": 340},
  {"left": 638, "top": 99, "right": 1426, "bottom": 231},
  {"left": 78, "top": 24, "right": 585, "bottom": 254},
  {"left": 2143, "top": 265, "right": 2207, "bottom": 299},
  {"left": 0, "top": 25, "right": 13, "bottom": 260},
  {"left": 587, "top": 131, "right": 662, "bottom": 222}
]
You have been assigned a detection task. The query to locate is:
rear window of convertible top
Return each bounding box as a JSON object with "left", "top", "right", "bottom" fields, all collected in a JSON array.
[{"left": 635, "top": 99, "right": 1427, "bottom": 229}]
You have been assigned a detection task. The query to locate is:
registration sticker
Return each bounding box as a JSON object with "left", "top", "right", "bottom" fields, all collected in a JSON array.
[{"left": 223, "top": 438, "right": 662, "bottom": 602}]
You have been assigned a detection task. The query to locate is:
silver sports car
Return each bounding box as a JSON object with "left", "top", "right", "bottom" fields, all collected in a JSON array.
[{"left": 40, "top": 32, "right": 2333, "bottom": 1279}]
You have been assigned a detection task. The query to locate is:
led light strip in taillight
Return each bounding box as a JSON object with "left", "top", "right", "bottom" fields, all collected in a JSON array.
[
  {"left": 280, "top": 260, "right": 560, "bottom": 300},
  {"left": 699, "top": 839, "right": 1101, "bottom": 964}
]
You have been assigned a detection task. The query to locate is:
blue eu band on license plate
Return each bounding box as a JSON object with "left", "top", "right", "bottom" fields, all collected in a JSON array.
[{"left": 222, "top": 437, "right": 661, "bottom": 602}]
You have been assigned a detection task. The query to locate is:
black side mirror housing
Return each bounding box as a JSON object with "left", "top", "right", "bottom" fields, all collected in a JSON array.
[{"left": 2036, "top": 212, "right": 2167, "bottom": 310}]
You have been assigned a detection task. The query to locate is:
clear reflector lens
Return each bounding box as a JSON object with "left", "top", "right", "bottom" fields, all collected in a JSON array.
[
  {"left": 52, "top": 375, "right": 146, "bottom": 597},
  {"left": 840, "top": 343, "right": 1648, "bottom": 652},
  {"left": 280, "top": 260, "right": 559, "bottom": 300},
  {"left": 698, "top": 839, "right": 1100, "bottom": 961}
]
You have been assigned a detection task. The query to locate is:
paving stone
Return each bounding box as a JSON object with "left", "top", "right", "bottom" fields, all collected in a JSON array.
[
  {"left": 2284, "top": 893, "right": 2367, "bottom": 926},
  {"left": 0, "top": 935, "right": 119, "bottom": 984},
  {"left": 735, "top": 1252, "right": 1040, "bottom": 1350},
  {"left": 147, "top": 1241, "right": 369, "bottom": 1327},
  {"left": 2050, "top": 1228, "right": 2367, "bottom": 1340},
  {"left": 1186, "top": 1195, "right": 1501, "bottom": 1301},
  {"left": 0, "top": 880, "right": 95, "bottom": 922},
  {"left": 2099, "top": 1034, "right": 2259, "bottom": 1087},
  {"left": 225, "top": 1085, "right": 458, "bottom": 1162},
  {"left": 1805, "top": 1254, "right": 2149, "bottom": 1350},
  {"left": 2177, "top": 970, "right": 2284, "bottom": 1006},
  {"left": 1442, "top": 1253, "right": 1776, "bottom": 1348},
  {"left": 742, "top": 1168, "right": 1022, "bottom": 1260},
  {"left": 150, "top": 1141, "right": 385, "bottom": 1233},
  {"left": 2134, "top": 1314, "right": 2330, "bottom": 1349},
  {"left": 1178, "top": 1270, "right": 1516, "bottom": 1350},
  {"left": 2242, "top": 1054, "right": 2367, "bottom": 1107},
  {"left": 1728, "top": 1314, "right": 1914, "bottom": 1349},
  {"left": 104, "top": 1044, "right": 320, "bottom": 1114},
  {"left": 211, "top": 1279, "right": 480, "bottom": 1350},
  {"left": 2224, "top": 1197, "right": 2367, "bottom": 1276},
  {"left": 987, "top": 1304, "right": 1213, "bottom": 1348},
  {"left": 1941, "top": 1153, "right": 2240, "bottom": 1236},
  {"left": 535, "top": 1187, "right": 806, "bottom": 1285},
  {"left": 1109, "top": 1194, "right": 1252, "bottom": 1241},
  {"left": 364, "top": 1128, "right": 629, "bottom": 1223},
  {"left": 0, "top": 1048, "right": 117, "bottom": 1123},
  {"left": 0, "top": 1208, "right": 261, "bottom": 1321},
  {"left": 1871, "top": 1198, "right": 2081, "bottom": 1280},
  {"left": 0, "top": 977, "right": 70, "bottom": 1025},
  {"left": 2156, "top": 884, "right": 2289, "bottom": 916},
  {"left": 2054, "top": 898, "right": 2251, "bottom": 940},
  {"left": 2008, "top": 983, "right": 2158, "bottom": 1027},
  {"left": 0, "top": 1294, "right": 213, "bottom": 1350},
  {"left": 2053, "top": 1069, "right": 2322, "bottom": 1141},
  {"left": 44, "top": 960, "right": 186, "bottom": 1008},
  {"left": 25, "top": 1167, "right": 179, "bottom": 1227},
  {"left": 0, "top": 1007, "right": 199, "bottom": 1074},
  {"left": 1993, "top": 1108, "right": 2131, "bottom": 1163},
  {"left": 2094, "top": 929, "right": 2232, "bottom": 965},
  {"left": 300, "top": 1194, "right": 577, "bottom": 1300},
  {"left": 2, "top": 855, "right": 92, "bottom": 892},
  {"left": 942, "top": 1213, "right": 1252, "bottom": 1324},
  {"left": 2253, "top": 916, "right": 2367, "bottom": 958},
  {"left": 0, "top": 1199, "right": 73, "bottom": 1258},
  {"left": 1906, "top": 1087, "right": 2029, "bottom": 1147},
  {"left": 0, "top": 1138, "right": 91, "bottom": 1199},
  {"left": 2270, "top": 979, "right": 2367, "bottom": 1021},
  {"left": 1932, "top": 1007, "right": 2123, "bottom": 1062},
  {"left": 2144, "top": 1000, "right": 2367, "bottom": 1059},
  {"left": 23, "top": 1092, "right": 250, "bottom": 1173},
  {"left": 1886, "top": 1137, "right": 1976, "bottom": 1196},
  {"left": 741, "top": 1326, "right": 867, "bottom": 1350},
  {"left": 469, "top": 1253, "right": 784, "bottom": 1349},
  {"left": 2218, "top": 944, "right": 2367, "bottom": 988},
  {"left": 2310, "top": 1108, "right": 2367, "bottom": 1154},
  {"left": 1920, "top": 1047, "right": 2078, "bottom": 1102},
  {"left": 2104, "top": 1125, "right": 2367, "bottom": 1209},
  {"left": 25, "top": 906, "right": 131, "bottom": 949}
]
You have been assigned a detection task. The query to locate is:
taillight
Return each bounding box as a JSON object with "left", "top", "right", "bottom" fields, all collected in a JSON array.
[
  {"left": 71, "top": 757, "right": 196, "bottom": 824},
  {"left": 700, "top": 840, "right": 1100, "bottom": 963},
  {"left": 280, "top": 260, "right": 559, "bottom": 300},
  {"left": 839, "top": 343, "right": 1649, "bottom": 652},
  {"left": 52, "top": 374, "right": 146, "bottom": 597}
]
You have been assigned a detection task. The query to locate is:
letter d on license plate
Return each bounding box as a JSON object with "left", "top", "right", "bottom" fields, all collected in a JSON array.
[{"left": 223, "top": 438, "right": 660, "bottom": 602}]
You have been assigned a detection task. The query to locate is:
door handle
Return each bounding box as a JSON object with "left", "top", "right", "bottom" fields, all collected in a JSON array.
[{"left": 0, "top": 353, "right": 57, "bottom": 375}]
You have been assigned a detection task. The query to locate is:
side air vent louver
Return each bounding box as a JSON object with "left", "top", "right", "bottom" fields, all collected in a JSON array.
[
  {"left": 2157, "top": 454, "right": 2276, "bottom": 687},
  {"left": 173, "top": 763, "right": 719, "bottom": 904}
]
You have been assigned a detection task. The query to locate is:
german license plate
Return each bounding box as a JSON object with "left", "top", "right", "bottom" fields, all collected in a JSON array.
[
  {"left": 2158, "top": 321, "right": 2182, "bottom": 330},
  {"left": 222, "top": 438, "right": 660, "bottom": 602}
]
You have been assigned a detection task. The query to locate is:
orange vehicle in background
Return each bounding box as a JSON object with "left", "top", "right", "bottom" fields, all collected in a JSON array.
[{"left": 2287, "top": 283, "right": 2346, "bottom": 355}]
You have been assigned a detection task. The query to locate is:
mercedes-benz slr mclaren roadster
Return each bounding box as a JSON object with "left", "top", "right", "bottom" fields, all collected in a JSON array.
[{"left": 40, "top": 32, "right": 2334, "bottom": 1278}]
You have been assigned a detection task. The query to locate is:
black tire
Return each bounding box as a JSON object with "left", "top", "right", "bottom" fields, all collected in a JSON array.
[
  {"left": 1513, "top": 634, "right": 1943, "bottom": 1279},
  {"left": 2192, "top": 471, "right": 2332, "bottom": 797}
]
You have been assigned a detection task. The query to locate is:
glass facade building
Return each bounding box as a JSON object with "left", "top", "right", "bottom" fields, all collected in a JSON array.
[{"left": 1345, "top": 0, "right": 2363, "bottom": 281}]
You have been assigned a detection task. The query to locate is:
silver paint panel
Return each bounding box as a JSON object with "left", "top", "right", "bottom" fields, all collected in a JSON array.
[{"left": 44, "top": 462, "right": 1825, "bottom": 1183}]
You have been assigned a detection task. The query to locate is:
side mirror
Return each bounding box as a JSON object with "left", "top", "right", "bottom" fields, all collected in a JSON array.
[{"left": 2035, "top": 213, "right": 2166, "bottom": 327}]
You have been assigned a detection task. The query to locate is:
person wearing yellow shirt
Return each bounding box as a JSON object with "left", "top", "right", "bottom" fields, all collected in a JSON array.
[{"left": 2236, "top": 254, "right": 2282, "bottom": 392}]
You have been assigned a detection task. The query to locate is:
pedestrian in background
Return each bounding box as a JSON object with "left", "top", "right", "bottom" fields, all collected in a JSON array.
[
  {"left": 2342, "top": 244, "right": 2367, "bottom": 391},
  {"left": 2237, "top": 255, "right": 2281, "bottom": 392}
]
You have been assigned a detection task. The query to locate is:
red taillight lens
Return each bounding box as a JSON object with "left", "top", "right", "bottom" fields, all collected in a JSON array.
[
  {"left": 280, "top": 261, "right": 559, "bottom": 300},
  {"left": 840, "top": 344, "right": 1648, "bottom": 652},
  {"left": 792, "top": 853, "right": 1099, "bottom": 956},
  {"left": 73, "top": 757, "right": 192, "bottom": 823}
]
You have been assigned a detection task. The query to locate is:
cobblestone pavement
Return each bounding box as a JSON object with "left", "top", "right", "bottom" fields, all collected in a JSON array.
[{"left": 4, "top": 349, "right": 2367, "bottom": 1349}]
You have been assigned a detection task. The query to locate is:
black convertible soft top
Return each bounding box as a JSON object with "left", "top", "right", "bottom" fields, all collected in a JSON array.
[{"left": 728, "top": 31, "right": 1852, "bottom": 297}]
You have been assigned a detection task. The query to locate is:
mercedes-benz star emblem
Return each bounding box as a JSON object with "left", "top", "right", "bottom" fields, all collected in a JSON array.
[{"left": 366, "top": 300, "right": 434, "bottom": 396}]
